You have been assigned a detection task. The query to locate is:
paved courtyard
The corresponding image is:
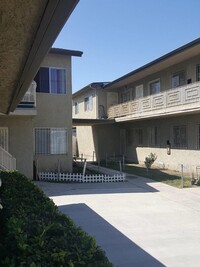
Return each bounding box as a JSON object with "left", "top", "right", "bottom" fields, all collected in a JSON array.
[{"left": 37, "top": 176, "right": 200, "bottom": 267}]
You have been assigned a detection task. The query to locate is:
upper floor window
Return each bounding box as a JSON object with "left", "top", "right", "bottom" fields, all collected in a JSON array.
[
  {"left": 34, "top": 67, "right": 66, "bottom": 94},
  {"left": 35, "top": 128, "right": 67, "bottom": 155},
  {"left": 149, "top": 79, "right": 160, "bottom": 95},
  {"left": 74, "top": 101, "right": 79, "bottom": 114},
  {"left": 171, "top": 71, "right": 185, "bottom": 88},
  {"left": 173, "top": 125, "right": 187, "bottom": 148},
  {"left": 120, "top": 91, "right": 130, "bottom": 103},
  {"left": 196, "top": 64, "right": 200, "bottom": 82},
  {"left": 84, "top": 96, "right": 93, "bottom": 111}
]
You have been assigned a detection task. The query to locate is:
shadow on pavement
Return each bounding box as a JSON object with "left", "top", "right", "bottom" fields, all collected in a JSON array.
[
  {"left": 59, "top": 203, "right": 165, "bottom": 267},
  {"left": 36, "top": 178, "right": 159, "bottom": 197}
]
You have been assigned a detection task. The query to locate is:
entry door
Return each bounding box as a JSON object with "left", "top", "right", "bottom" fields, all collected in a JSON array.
[
  {"left": 120, "top": 129, "right": 126, "bottom": 156},
  {"left": 135, "top": 84, "right": 143, "bottom": 99}
]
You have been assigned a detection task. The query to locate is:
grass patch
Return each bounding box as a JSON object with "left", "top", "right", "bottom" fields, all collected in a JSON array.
[{"left": 101, "top": 161, "right": 192, "bottom": 188}]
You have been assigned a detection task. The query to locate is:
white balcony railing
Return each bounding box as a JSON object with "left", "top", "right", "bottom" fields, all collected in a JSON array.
[
  {"left": 0, "top": 146, "right": 16, "bottom": 171},
  {"left": 17, "top": 81, "right": 36, "bottom": 108},
  {"left": 108, "top": 82, "right": 200, "bottom": 119}
]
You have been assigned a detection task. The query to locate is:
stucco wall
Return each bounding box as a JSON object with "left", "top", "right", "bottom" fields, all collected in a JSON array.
[
  {"left": 73, "top": 88, "right": 97, "bottom": 119},
  {"left": 76, "top": 126, "right": 96, "bottom": 161},
  {"left": 110, "top": 55, "right": 200, "bottom": 103},
  {"left": 0, "top": 116, "right": 33, "bottom": 178},
  {"left": 33, "top": 53, "right": 72, "bottom": 172},
  {"left": 119, "top": 114, "right": 200, "bottom": 173}
]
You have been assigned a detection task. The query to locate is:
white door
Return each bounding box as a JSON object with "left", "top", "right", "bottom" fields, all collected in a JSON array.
[{"left": 135, "top": 84, "right": 143, "bottom": 99}]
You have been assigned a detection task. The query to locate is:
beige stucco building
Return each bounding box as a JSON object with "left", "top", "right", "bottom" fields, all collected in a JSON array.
[
  {"left": 0, "top": 48, "right": 82, "bottom": 179},
  {"left": 73, "top": 38, "right": 200, "bottom": 173}
]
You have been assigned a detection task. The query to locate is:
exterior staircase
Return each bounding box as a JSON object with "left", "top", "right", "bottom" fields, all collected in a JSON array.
[{"left": 0, "top": 146, "right": 16, "bottom": 171}]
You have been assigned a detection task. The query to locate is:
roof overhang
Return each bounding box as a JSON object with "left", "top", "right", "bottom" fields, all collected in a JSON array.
[
  {"left": 73, "top": 118, "right": 116, "bottom": 126},
  {"left": 104, "top": 38, "right": 200, "bottom": 90},
  {"left": 0, "top": 0, "right": 79, "bottom": 114}
]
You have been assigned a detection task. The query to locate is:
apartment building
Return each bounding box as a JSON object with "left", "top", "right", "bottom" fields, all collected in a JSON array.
[
  {"left": 0, "top": 48, "right": 82, "bottom": 178},
  {"left": 72, "top": 82, "right": 118, "bottom": 161},
  {"left": 73, "top": 38, "right": 200, "bottom": 173}
]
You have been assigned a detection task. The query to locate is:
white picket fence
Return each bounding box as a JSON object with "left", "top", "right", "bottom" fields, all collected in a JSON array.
[{"left": 39, "top": 172, "right": 125, "bottom": 183}]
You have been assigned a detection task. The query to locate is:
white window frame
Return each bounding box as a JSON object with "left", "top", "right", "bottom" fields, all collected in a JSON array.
[
  {"left": 0, "top": 127, "right": 8, "bottom": 151},
  {"left": 49, "top": 67, "right": 67, "bottom": 94},
  {"left": 148, "top": 79, "right": 160, "bottom": 95},
  {"left": 35, "top": 128, "right": 67, "bottom": 155}
]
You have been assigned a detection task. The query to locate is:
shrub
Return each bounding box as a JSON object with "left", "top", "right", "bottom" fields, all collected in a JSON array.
[
  {"left": 144, "top": 153, "right": 157, "bottom": 169},
  {"left": 0, "top": 171, "right": 113, "bottom": 267}
]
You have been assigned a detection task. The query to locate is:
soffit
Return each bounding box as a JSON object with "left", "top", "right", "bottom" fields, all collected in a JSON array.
[{"left": 0, "top": 0, "right": 79, "bottom": 114}]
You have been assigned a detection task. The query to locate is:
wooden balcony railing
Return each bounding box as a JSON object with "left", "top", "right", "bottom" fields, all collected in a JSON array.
[{"left": 107, "top": 82, "right": 200, "bottom": 119}]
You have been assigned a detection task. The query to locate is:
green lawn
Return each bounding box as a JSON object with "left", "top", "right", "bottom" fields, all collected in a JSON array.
[{"left": 101, "top": 161, "right": 192, "bottom": 188}]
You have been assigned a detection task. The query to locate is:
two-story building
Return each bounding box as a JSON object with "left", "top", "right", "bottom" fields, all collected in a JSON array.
[
  {"left": 73, "top": 82, "right": 114, "bottom": 161},
  {"left": 0, "top": 48, "right": 82, "bottom": 178},
  {"left": 73, "top": 38, "right": 200, "bottom": 173}
]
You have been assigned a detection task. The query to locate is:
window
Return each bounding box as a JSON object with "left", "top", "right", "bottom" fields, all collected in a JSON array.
[
  {"left": 148, "top": 127, "right": 160, "bottom": 146},
  {"left": 149, "top": 79, "right": 160, "bottom": 95},
  {"left": 173, "top": 125, "right": 187, "bottom": 147},
  {"left": 35, "top": 128, "right": 67, "bottom": 155},
  {"left": 0, "top": 128, "right": 8, "bottom": 151},
  {"left": 120, "top": 91, "right": 130, "bottom": 103},
  {"left": 74, "top": 102, "right": 79, "bottom": 114},
  {"left": 171, "top": 71, "right": 185, "bottom": 88},
  {"left": 135, "top": 129, "right": 143, "bottom": 146},
  {"left": 34, "top": 67, "right": 66, "bottom": 94},
  {"left": 196, "top": 64, "right": 200, "bottom": 82},
  {"left": 84, "top": 96, "right": 93, "bottom": 111}
]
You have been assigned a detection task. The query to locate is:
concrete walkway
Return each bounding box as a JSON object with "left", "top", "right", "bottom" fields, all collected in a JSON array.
[{"left": 36, "top": 176, "right": 200, "bottom": 267}]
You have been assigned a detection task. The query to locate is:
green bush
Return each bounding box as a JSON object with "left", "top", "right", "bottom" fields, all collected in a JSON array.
[{"left": 0, "top": 171, "right": 113, "bottom": 267}]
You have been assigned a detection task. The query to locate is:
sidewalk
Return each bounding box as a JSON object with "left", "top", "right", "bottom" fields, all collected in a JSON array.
[{"left": 37, "top": 175, "right": 200, "bottom": 267}]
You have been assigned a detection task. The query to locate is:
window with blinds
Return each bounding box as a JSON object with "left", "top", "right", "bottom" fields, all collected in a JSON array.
[
  {"left": 171, "top": 71, "right": 185, "bottom": 88},
  {"left": 34, "top": 67, "right": 66, "bottom": 94},
  {"left": 149, "top": 79, "right": 160, "bottom": 95},
  {"left": 35, "top": 128, "right": 67, "bottom": 155}
]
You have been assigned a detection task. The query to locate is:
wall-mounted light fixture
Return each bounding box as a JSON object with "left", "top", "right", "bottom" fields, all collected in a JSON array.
[{"left": 167, "top": 140, "right": 171, "bottom": 155}]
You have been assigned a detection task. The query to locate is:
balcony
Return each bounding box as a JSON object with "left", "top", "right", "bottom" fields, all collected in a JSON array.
[
  {"left": 107, "top": 82, "right": 200, "bottom": 121},
  {"left": 12, "top": 81, "right": 37, "bottom": 116}
]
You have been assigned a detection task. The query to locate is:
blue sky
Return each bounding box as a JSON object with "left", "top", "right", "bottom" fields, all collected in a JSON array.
[{"left": 53, "top": 0, "right": 200, "bottom": 93}]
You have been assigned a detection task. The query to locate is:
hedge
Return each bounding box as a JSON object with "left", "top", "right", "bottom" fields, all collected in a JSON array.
[{"left": 0, "top": 171, "right": 113, "bottom": 267}]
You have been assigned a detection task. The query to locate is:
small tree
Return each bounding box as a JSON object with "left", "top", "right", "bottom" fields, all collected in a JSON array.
[{"left": 144, "top": 153, "right": 157, "bottom": 174}]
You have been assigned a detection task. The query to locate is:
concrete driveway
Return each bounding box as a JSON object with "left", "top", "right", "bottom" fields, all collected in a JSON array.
[{"left": 36, "top": 176, "right": 200, "bottom": 267}]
